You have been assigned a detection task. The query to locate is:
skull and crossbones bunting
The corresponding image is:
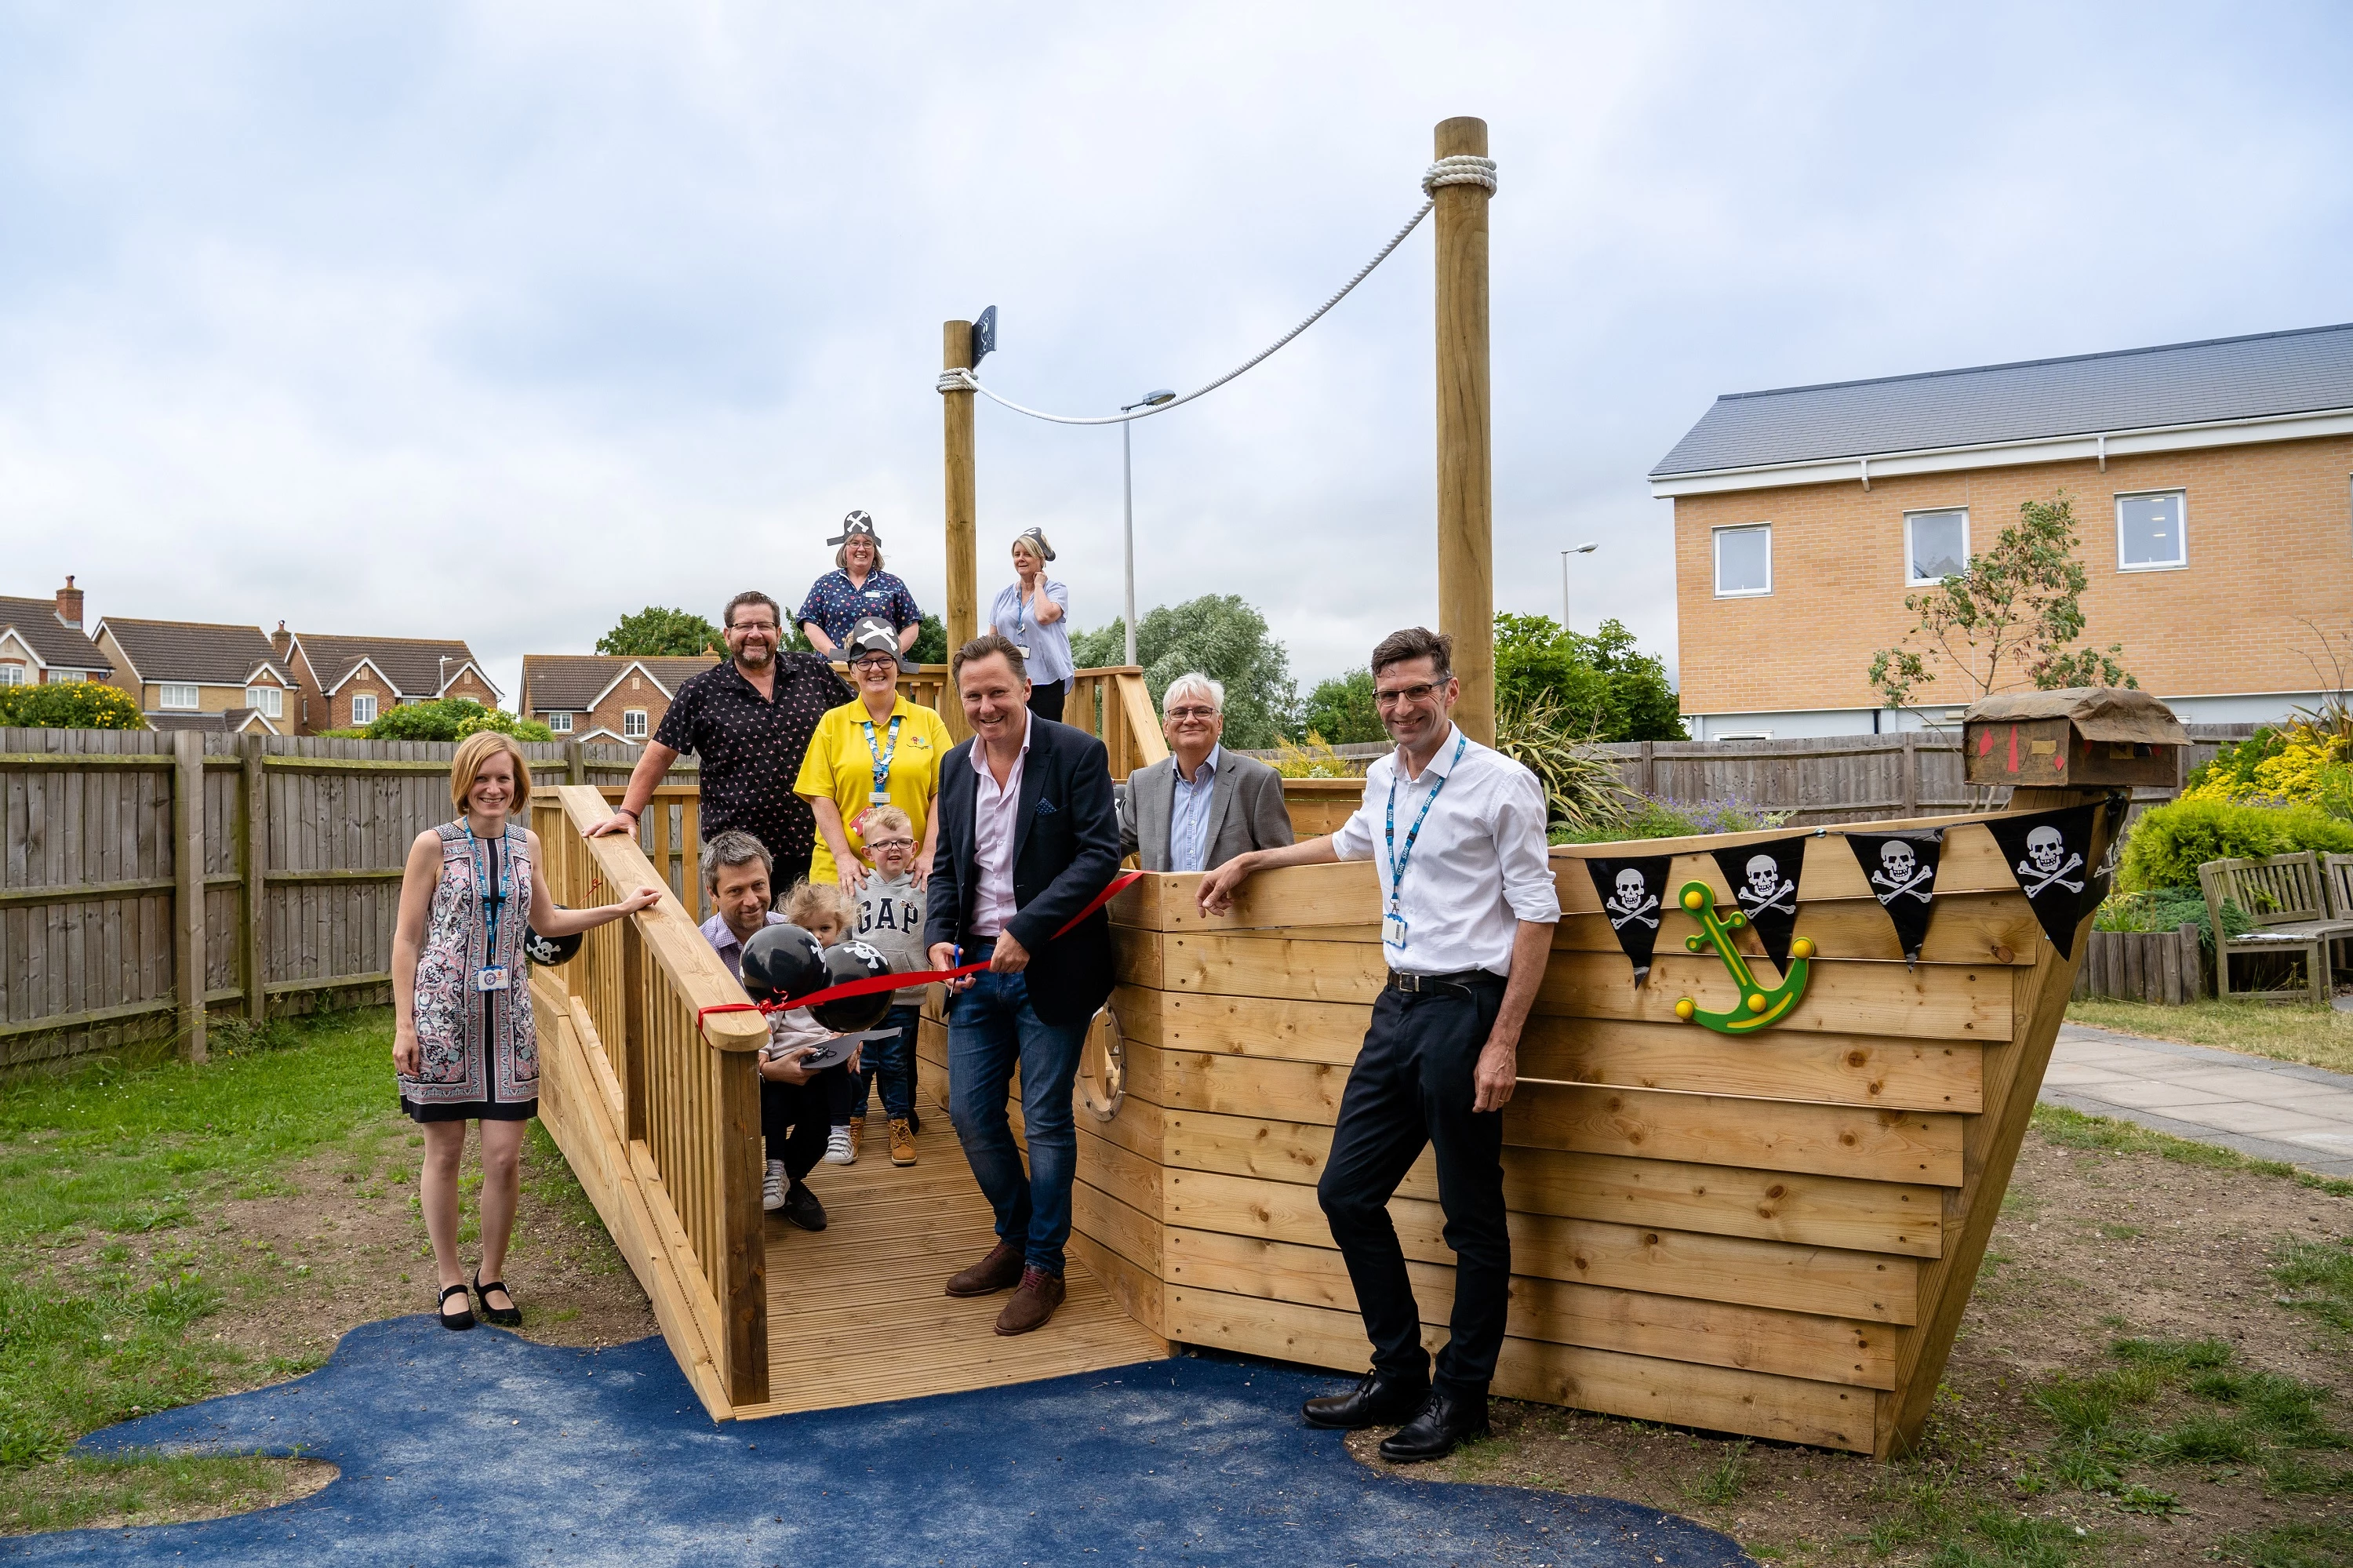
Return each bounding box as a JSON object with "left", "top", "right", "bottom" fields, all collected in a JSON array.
[
  {"left": 1842, "top": 828, "right": 1946, "bottom": 968},
  {"left": 1708, "top": 835, "right": 1809, "bottom": 972},
  {"left": 1584, "top": 855, "right": 1674, "bottom": 987},
  {"left": 1984, "top": 802, "right": 2104, "bottom": 959}
]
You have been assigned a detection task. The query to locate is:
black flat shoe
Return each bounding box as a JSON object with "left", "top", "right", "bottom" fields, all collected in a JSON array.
[
  {"left": 1301, "top": 1369, "right": 1431, "bottom": 1430},
  {"left": 472, "top": 1272, "right": 522, "bottom": 1328},
  {"left": 438, "top": 1282, "right": 476, "bottom": 1332},
  {"left": 1378, "top": 1388, "right": 1490, "bottom": 1462},
  {"left": 784, "top": 1182, "right": 828, "bottom": 1232}
]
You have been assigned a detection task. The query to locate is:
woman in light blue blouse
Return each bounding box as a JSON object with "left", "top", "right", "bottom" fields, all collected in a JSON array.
[{"left": 988, "top": 528, "right": 1074, "bottom": 721}]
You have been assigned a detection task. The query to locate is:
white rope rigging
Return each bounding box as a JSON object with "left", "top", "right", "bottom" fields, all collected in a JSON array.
[{"left": 936, "top": 158, "right": 1497, "bottom": 425}]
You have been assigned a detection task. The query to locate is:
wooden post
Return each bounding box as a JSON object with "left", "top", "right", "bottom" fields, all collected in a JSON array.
[
  {"left": 1900, "top": 732, "right": 1920, "bottom": 816},
  {"left": 565, "top": 739, "right": 585, "bottom": 786},
  {"left": 1433, "top": 116, "right": 1494, "bottom": 744},
  {"left": 173, "top": 729, "right": 208, "bottom": 1063},
  {"left": 241, "top": 734, "right": 267, "bottom": 1024},
  {"left": 940, "top": 321, "right": 979, "bottom": 746}
]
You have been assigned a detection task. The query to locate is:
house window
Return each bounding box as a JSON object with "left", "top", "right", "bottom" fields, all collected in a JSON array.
[
  {"left": 0, "top": 664, "right": 23, "bottom": 687},
  {"left": 545, "top": 711, "right": 573, "bottom": 734},
  {"left": 159, "top": 683, "right": 198, "bottom": 709},
  {"left": 245, "top": 685, "right": 283, "bottom": 718},
  {"left": 1905, "top": 508, "right": 1969, "bottom": 584},
  {"left": 2117, "top": 490, "right": 2187, "bottom": 570},
  {"left": 351, "top": 693, "right": 378, "bottom": 725},
  {"left": 1713, "top": 524, "right": 1772, "bottom": 597},
  {"left": 623, "top": 709, "right": 649, "bottom": 740}
]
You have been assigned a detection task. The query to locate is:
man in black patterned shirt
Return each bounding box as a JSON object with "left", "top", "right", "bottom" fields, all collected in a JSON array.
[{"left": 588, "top": 591, "right": 851, "bottom": 890}]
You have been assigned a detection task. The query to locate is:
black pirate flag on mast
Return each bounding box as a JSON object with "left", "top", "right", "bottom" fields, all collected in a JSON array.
[
  {"left": 1844, "top": 828, "right": 1945, "bottom": 968},
  {"left": 1709, "top": 835, "right": 1809, "bottom": 972},
  {"left": 1985, "top": 802, "right": 2101, "bottom": 959},
  {"left": 1585, "top": 855, "right": 1674, "bottom": 987}
]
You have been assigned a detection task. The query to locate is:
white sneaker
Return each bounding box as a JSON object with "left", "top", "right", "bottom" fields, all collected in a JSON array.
[
  {"left": 824, "top": 1126, "right": 855, "bottom": 1165},
  {"left": 762, "top": 1159, "right": 787, "bottom": 1211}
]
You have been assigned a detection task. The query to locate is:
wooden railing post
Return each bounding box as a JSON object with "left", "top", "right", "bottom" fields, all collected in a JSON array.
[
  {"left": 620, "top": 915, "right": 649, "bottom": 1145},
  {"left": 942, "top": 320, "right": 978, "bottom": 749},
  {"left": 172, "top": 730, "right": 208, "bottom": 1063},
  {"left": 241, "top": 734, "right": 267, "bottom": 1024},
  {"left": 1433, "top": 115, "right": 1494, "bottom": 746},
  {"left": 718, "top": 1052, "right": 769, "bottom": 1407}
]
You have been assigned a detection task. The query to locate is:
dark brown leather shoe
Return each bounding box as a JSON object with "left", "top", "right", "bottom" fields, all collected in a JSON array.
[
  {"left": 993, "top": 1266, "right": 1067, "bottom": 1335},
  {"left": 944, "top": 1241, "right": 1024, "bottom": 1298}
]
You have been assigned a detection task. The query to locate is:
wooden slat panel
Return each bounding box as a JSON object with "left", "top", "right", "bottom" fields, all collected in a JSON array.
[
  {"left": 1520, "top": 1018, "right": 1980, "bottom": 1113},
  {"left": 1555, "top": 890, "right": 2040, "bottom": 968},
  {"left": 1538, "top": 952, "right": 2009, "bottom": 1042}
]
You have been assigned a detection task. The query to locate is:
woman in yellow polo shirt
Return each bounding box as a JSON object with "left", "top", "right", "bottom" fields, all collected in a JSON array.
[{"left": 795, "top": 617, "right": 954, "bottom": 891}]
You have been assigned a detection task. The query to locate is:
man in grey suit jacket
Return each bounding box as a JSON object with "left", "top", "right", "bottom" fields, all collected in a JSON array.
[{"left": 1118, "top": 672, "right": 1296, "bottom": 871}]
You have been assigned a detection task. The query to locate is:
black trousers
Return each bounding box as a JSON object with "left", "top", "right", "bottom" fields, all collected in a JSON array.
[
  {"left": 1316, "top": 980, "right": 1508, "bottom": 1399},
  {"left": 761, "top": 1064, "right": 846, "bottom": 1184},
  {"left": 1026, "top": 679, "right": 1067, "bottom": 722}
]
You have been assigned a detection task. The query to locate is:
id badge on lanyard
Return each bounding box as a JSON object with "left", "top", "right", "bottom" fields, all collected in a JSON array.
[
  {"left": 864, "top": 713, "right": 902, "bottom": 806},
  {"left": 1382, "top": 734, "right": 1465, "bottom": 955},
  {"left": 467, "top": 824, "right": 512, "bottom": 993}
]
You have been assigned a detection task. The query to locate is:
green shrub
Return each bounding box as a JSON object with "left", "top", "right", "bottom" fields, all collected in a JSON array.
[
  {"left": 2118, "top": 798, "right": 2353, "bottom": 892},
  {"left": 2093, "top": 886, "right": 2253, "bottom": 952},
  {"left": 365, "top": 698, "right": 552, "bottom": 744},
  {"left": 0, "top": 680, "right": 146, "bottom": 730},
  {"left": 2185, "top": 727, "right": 2288, "bottom": 797},
  {"left": 1495, "top": 688, "right": 1638, "bottom": 836}
]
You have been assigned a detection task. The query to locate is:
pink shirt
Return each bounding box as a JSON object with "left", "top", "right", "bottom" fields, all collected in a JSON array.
[{"left": 968, "top": 711, "right": 1031, "bottom": 939}]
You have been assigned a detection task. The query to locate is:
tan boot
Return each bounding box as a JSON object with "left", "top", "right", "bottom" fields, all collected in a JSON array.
[
  {"left": 995, "top": 1266, "right": 1067, "bottom": 1336},
  {"left": 849, "top": 1115, "right": 865, "bottom": 1159},
  {"left": 944, "top": 1241, "right": 1024, "bottom": 1297},
  {"left": 888, "top": 1117, "right": 917, "bottom": 1167}
]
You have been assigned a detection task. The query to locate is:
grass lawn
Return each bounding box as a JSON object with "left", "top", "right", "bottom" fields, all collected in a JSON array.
[
  {"left": 2066, "top": 997, "right": 2353, "bottom": 1077},
  {"left": 0, "top": 1008, "right": 652, "bottom": 1535}
]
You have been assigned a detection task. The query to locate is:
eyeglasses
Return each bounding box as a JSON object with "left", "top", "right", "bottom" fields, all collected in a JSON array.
[
  {"left": 864, "top": 838, "right": 915, "bottom": 851},
  {"left": 1165, "top": 706, "right": 1218, "bottom": 721},
  {"left": 852, "top": 653, "right": 897, "bottom": 669},
  {"left": 1373, "top": 682, "right": 1445, "bottom": 709},
  {"left": 730, "top": 620, "right": 780, "bottom": 633}
]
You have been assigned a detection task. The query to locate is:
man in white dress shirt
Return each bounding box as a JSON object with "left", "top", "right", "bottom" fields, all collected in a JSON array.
[{"left": 1197, "top": 626, "right": 1559, "bottom": 1461}]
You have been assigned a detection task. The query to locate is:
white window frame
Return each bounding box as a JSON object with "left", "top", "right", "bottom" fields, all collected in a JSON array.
[
  {"left": 350, "top": 693, "right": 378, "bottom": 726},
  {"left": 545, "top": 711, "right": 573, "bottom": 733},
  {"left": 1712, "top": 523, "right": 1773, "bottom": 598},
  {"left": 2115, "top": 489, "right": 2188, "bottom": 572},
  {"left": 0, "top": 664, "right": 24, "bottom": 688},
  {"left": 1904, "top": 507, "right": 1970, "bottom": 585},
  {"left": 245, "top": 685, "right": 283, "bottom": 718},
  {"left": 158, "top": 683, "right": 198, "bottom": 710},
  {"left": 622, "top": 708, "right": 649, "bottom": 740}
]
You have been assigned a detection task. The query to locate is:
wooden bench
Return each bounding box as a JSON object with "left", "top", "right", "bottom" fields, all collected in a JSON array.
[{"left": 2198, "top": 852, "right": 2353, "bottom": 1005}]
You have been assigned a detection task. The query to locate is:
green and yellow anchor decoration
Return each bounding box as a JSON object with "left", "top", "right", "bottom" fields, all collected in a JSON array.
[{"left": 1671, "top": 881, "right": 1813, "bottom": 1035}]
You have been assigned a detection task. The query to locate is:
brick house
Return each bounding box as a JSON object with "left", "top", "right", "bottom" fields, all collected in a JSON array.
[
  {"left": 518, "top": 654, "right": 722, "bottom": 743},
  {"left": 1651, "top": 322, "right": 2353, "bottom": 738},
  {"left": 0, "top": 578, "right": 112, "bottom": 689},
  {"left": 91, "top": 616, "right": 295, "bottom": 733},
  {"left": 278, "top": 629, "right": 499, "bottom": 734}
]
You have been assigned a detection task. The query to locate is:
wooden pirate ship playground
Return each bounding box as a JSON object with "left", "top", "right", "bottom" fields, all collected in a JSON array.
[{"left": 519, "top": 118, "right": 2188, "bottom": 1457}]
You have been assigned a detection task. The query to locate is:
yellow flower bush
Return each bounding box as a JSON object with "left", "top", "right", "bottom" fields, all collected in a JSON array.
[{"left": 2180, "top": 722, "right": 2352, "bottom": 809}]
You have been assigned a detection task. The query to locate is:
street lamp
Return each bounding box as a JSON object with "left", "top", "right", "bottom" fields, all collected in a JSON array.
[
  {"left": 1120, "top": 390, "right": 1176, "bottom": 667},
  {"left": 1560, "top": 543, "right": 1597, "bottom": 628}
]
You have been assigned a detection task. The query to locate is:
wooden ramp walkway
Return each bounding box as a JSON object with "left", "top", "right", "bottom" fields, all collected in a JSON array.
[{"left": 732, "top": 1101, "right": 1169, "bottom": 1421}]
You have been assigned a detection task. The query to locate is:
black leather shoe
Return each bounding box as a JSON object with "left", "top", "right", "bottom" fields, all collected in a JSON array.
[
  {"left": 784, "top": 1182, "right": 828, "bottom": 1232},
  {"left": 1378, "top": 1388, "right": 1490, "bottom": 1461},
  {"left": 1300, "top": 1370, "right": 1431, "bottom": 1430}
]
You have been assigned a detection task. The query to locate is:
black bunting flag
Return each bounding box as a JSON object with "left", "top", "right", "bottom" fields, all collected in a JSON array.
[
  {"left": 1584, "top": 855, "right": 1674, "bottom": 987},
  {"left": 1843, "top": 828, "right": 1945, "bottom": 969},
  {"left": 1984, "top": 803, "right": 2101, "bottom": 960},
  {"left": 1709, "top": 835, "right": 1809, "bottom": 973}
]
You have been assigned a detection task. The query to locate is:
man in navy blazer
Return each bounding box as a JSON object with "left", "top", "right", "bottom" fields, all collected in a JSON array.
[{"left": 925, "top": 633, "right": 1120, "bottom": 1335}]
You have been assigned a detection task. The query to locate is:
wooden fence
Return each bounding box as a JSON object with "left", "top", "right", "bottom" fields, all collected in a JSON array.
[{"left": 2072, "top": 925, "right": 2206, "bottom": 1006}]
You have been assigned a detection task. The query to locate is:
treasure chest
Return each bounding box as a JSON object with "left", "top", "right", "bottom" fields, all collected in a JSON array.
[{"left": 1961, "top": 687, "right": 2188, "bottom": 788}]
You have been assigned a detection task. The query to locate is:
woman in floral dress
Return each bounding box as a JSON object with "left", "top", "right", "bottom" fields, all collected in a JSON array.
[{"left": 391, "top": 731, "right": 658, "bottom": 1330}]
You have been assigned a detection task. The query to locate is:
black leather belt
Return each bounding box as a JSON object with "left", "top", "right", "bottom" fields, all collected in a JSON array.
[{"left": 1385, "top": 968, "right": 1507, "bottom": 996}]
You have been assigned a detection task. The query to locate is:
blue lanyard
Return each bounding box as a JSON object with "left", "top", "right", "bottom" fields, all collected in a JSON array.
[
  {"left": 1383, "top": 734, "right": 1466, "bottom": 908},
  {"left": 463, "top": 823, "right": 511, "bottom": 954},
  {"left": 861, "top": 713, "right": 904, "bottom": 795}
]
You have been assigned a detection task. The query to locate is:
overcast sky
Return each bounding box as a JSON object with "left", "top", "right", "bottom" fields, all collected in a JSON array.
[{"left": 7, "top": 2, "right": 2351, "bottom": 708}]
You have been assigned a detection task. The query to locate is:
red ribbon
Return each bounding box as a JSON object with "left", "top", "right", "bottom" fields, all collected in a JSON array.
[{"left": 696, "top": 869, "right": 1146, "bottom": 1031}]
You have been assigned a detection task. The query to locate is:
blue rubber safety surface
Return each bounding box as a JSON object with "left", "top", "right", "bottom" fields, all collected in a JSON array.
[{"left": 9, "top": 1317, "right": 1755, "bottom": 1566}]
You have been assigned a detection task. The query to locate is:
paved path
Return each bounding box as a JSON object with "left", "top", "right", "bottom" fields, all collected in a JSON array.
[
  {"left": 2042, "top": 1024, "right": 2353, "bottom": 1179},
  {"left": 8, "top": 1318, "right": 1752, "bottom": 1568}
]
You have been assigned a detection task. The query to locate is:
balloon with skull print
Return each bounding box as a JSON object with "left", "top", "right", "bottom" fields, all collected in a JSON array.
[
  {"left": 1707, "top": 835, "right": 1809, "bottom": 971},
  {"left": 1984, "top": 802, "right": 2104, "bottom": 960},
  {"left": 1842, "top": 828, "right": 1946, "bottom": 968},
  {"left": 1583, "top": 854, "right": 1675, "bottom": 986}
]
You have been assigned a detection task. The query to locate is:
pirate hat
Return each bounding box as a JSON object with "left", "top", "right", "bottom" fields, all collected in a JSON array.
[
  {"left": 1013, "top": 526, "right": 1056, "bottom": 562},
  {"left": 827, "top": 510, "right": 880, "bottom": 547},
  {"left": 845, "top": 614, "right": 919, "bottom": 674}
]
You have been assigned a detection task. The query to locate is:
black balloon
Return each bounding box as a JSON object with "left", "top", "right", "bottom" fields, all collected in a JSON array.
[
  {"left": 522, "top": 911, "right": 582, "bottom": 967},
  {"left": 740, "top": 923, "right": 827, "bottom": 1004},
  {"left": 809, "top": 940, "right": 896, "bottom": 1032}
]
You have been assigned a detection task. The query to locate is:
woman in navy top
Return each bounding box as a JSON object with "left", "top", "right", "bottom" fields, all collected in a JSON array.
[
  {"left": 798, "top": 511, "right": 922, "bottom": 660},
  {"left": 988, "top": 528, "right": 1074, "bottom": 720}
]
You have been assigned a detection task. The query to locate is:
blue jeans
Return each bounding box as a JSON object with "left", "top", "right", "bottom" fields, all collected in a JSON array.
[
  {"left": 946, "top": 942, "right": 1089, "bottom": 1275},
  {"left": 837, "top": 1004, "right": 920, "bottom": 1122}
]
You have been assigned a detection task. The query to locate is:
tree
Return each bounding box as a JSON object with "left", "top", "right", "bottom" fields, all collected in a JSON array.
[
  {"left": 1494, "top": 614, "right": 1685, "bottom": 742},
  {"left": 1297, "top": 668, "right": 1384, "bottom": 744},
  {"left": 910, "top": 613, "right": 947, "bottom": 665},
  {"left": 368, "top": 697, "right": 553, "bottom": 743},
  {"left": 1070, "top": 595, "right": 1299, "bottom": 749},
  {"left": 597, "top": 606, "right": 722, "bottom": 658},
  {"left": 0, "top": 679, "right": 146, "bottom": 729},
  {"left": 1870, "top": 493, "right": 2135, "bottom": 710}
]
